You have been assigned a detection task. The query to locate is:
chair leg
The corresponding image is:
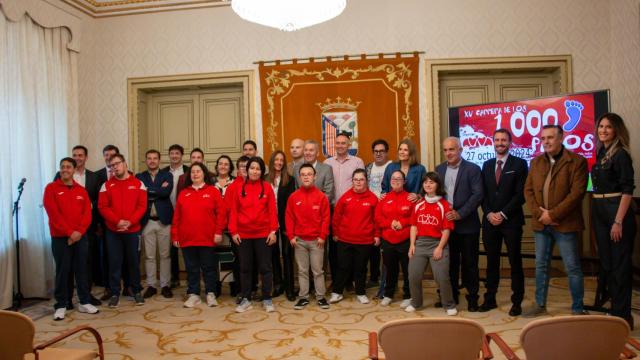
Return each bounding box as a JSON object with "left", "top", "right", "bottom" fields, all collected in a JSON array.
[
  {"left": 485, "top": 333, "right": 520, "bottom": 360},
  {"left": 369, "top": 332, "right": 379, "bottom": 359}
]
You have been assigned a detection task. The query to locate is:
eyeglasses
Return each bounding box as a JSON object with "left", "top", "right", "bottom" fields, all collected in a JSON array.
[
  {"left": 373, "top": 150, "right": 387, "bottom": 154},
  {"left": 390, "top": 177, "right": 404, "bottom": 182},
  {"left": 108, "top": 160, "right": 123, "bottom": 168}
]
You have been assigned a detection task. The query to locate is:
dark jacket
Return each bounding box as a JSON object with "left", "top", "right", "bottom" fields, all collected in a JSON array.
[
  {"left": 481, "top": 155, "right": 528, "bottom": 228},
  {"left": 436, "top": 159, "right": 484, "bottom": 234},
  {"left": 274, "top": 177, "right": 297, "bottom": 233},
  {"left": 136, "top": 169, "right": 174, "bottom": 226}
]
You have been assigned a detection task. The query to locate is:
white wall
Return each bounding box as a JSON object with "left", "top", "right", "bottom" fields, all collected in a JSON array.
[{"left": 76, "top": 0, "right": 639, "bottom": 188}]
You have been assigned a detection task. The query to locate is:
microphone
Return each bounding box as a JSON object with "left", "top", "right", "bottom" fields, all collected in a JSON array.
[{"left": 17, "top": 178, "right": 26, "bottom": 190}]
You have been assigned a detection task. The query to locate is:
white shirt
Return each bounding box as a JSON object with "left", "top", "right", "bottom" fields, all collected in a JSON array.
[
  {"left": 369, "top": 160, "right": 391, "bottom": 198},
  {"left": 495, "top": 153, "right": 509, "bottom": 172},
  {"left": 169, "top": 165, "right": 184, "bottom": 206},
  {"left": 73, "top": 168, "right": 86, "bottom": 188}
]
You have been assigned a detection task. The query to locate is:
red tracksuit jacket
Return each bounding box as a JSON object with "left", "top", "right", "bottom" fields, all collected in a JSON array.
[
  {"left": 374, "top": 190, "right": 412, "bottom": 244},
  {"left": 332, "top": 188, "right": 379, "bottom": 245},
  {"left": 285, "top": 185, "right": 330, "bottom": 241},
  {"left": 43, "top": 179, "right": 92, "bottom": 237},
  {"left": 171, "top": 184, "right": 226, "bottom": 247},
  {"left": 411, "top": 197, "right": 455, "bottom": 238},
  {"left": 228, "top": 179, "right": 278, "bottom": 239},
  {"left": 98, "top": 174, "right": 148, "bottom": 233}
]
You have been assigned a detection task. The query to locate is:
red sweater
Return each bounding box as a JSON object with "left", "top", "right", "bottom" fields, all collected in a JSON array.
[
  {"left": 98, "top": 174, "right": 148, "bottom": 233},
  {"left": 374, "top": 190, "right": 412, "bottom": 244},
  {"left": 411, "top": 197, "right": 454, "bottom": 239},
  {"left": 171, "top": 184, "right": 226, "bottom": 247},
  {"left": 228, "top": 179, "right": 279, "bottom": 239},
  {"left": 285, "top": 186, "right": 330, "bottom": 241},
  {"left": 43, "top": 179, "right": 92, "bottom": 237},
  {"left": 332, "top": 188, "right": 379, "bottom": 245}
]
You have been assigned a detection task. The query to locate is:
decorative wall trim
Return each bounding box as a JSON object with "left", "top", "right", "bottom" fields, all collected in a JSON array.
[
  {"left": 424, "top": 55, "right": 573, "bottom": 169},
  {"left": 62, "top": 0, "right": 227, "bottom": 18},
  {"left": 127, "top": 70, "right": 255, "bottom": 171},
  {"left": 0, "top": 0, "right": 83, "bottom": 51}
]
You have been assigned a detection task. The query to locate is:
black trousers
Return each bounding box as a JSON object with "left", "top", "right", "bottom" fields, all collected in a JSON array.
[
  {"left": 52, "top": 236, "right": 90, "bottom": 308},
  {"left": 182, "top": 246, "right": 219, "bottom": 295},
  {"left": 278, "top": 231, "right": 295, "bottom": 296},
  {"left": 449, "top": 231, "right": 480, "bottom": 302},
  {"left": 238, "top": 238, "right": 273, "bottom": 300},
  {"left": 333, "top": 241, "right": 372, "bottom": 296},
  {"left": 593, "top": 197, "right": 637, "bottom": 320},
  {"left": 368, "top": 245, "right": 381, "bottom": 282},
  {"left": 482, "top": 224, "right": 524, "bottom": 304},
  {"left": 381, "top": 239, "right": 410, "bottom": 299},
  {"left": 170, "top": 245, "right": 180, "bottom": 284}
]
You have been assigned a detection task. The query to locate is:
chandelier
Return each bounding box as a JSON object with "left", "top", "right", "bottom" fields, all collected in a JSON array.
[{"left": 231, "top": 0, "right": 347, "bottom": 32}]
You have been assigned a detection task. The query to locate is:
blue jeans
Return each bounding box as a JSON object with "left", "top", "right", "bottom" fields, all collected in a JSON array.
[
  {"left": 106, "top": 230, "right": 142, "bottom": 295},
  {"left": 534, "top": 226, "right": 584, "bottom": 312}
]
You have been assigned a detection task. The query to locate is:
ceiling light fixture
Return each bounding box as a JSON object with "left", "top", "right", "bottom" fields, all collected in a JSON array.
[{"left": 231, "top": 0, "right": 347, "bottom": 32}]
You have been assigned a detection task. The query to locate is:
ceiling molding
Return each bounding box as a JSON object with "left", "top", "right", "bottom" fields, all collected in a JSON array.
[{"left": 62, "top": 0, "right": 229, "bottom": 18}]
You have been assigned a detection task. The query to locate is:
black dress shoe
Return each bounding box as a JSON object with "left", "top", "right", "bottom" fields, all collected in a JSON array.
[
  {"left": 478, "top": 302, "right": 497, "bottom": 312},
  {"left": 286, "top": 292, "right": 296, "bottom": 302},
  {"left": 467, "top": 299, "right": 479, "bottom": 312},
  {"left": 509, "top": 304, "right": 522, "bottom": 316},
  {"left": 100, "top": 289, "right": 112, "bottom": 301},
  {"left": 143, "top": 287, "right": 157, "bottom": 299},
  {"left": 90, "top": 296, "right": 102, "bottom": 306},
  {"left": 161, "top": 286, "right": 173, "bottom": 298},
  {"left": 272, "top": 284, "right": 285, "bottom": 297}
]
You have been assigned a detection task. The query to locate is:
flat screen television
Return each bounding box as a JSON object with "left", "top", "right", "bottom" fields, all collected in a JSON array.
[{"left": 448, "top": 90, "right": 610, "bottom": 191}]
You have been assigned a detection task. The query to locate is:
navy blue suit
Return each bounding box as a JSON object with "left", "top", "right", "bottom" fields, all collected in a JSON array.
[
  {"left": 436, "top": 159, "right": 483, "bottom": 304},
  {"left": 136, "top": 170, "right": 174, "bottom": 226}
]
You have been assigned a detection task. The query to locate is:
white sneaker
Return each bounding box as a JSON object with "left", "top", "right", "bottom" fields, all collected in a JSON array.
[
  {"left": 183, "top": 294, "right": 201, "bottom": 308},
  {"left": 53, "top": 308, "right": 66, "bottom": 321},
  {"left": 329, "top": 293, "right": 343, "bottom": 304},
  {"left": 405, "top": 305, "right": 416, "bottom": 313},
  {"left": 78, "top": 303, "right": 99, "bottom": 314},
  {"left": 380, "top": 297, "right": 392, "bottom": 306},
  {"left": 235, "top": 298, "right": 253, "bottom": 313},
  {"left": 206, "top": 292, "right": 218, "bottom": 307},
  {"left": 263, "top": 299, "right": 275, "bottom": 313},
  {"left": 446, "top": 308, "right": 458, "bottom": 316},
  {"left": 357, "top": 295, "right": 370, "bottom": 304},
  {"left": 400, "top": 299, "right": 412, "bottom": 309}
]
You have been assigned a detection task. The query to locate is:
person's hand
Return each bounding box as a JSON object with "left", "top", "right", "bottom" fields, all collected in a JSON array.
[
  {"left": 433, "top": 247, "right": 443, "bottom": 261},
  {"left": 161, "top": 181, "right": 169, "bottom": 188},
  {"left": 446, "top": 210, "right": 460, "bottom": 221},
  {"left": 173, "top": 241, "right": 180, "bottom": 248},
  {"left": 267, "top": 232, "right": 277, "bottom": 245},
  {"left": 374, "top": 237, "right": 381, "bottom": 246},
  {"left": 407, "top": 193, "right": 420, "bottom": 203},
  {"left": 408, "top": 245, "right": 415, "bottom": 258},
  {"left": 214, "top": 234, "right": 223, "bottom": 244},
  {"left": 232, "top": 234, "right": 242, "bottom": 245},
  {"left": 317, "top": 238, "right": 325, "bottom": 249},
  {"left": 290, "top": 237, "right": 297, "bottom": 247},
  {"left": 117, "top": 219, "right": 128, "bottom": 230},
  {"left": 380, "top": 193, "right": 387, "bottom": 200},
  {"left": 391, "top": 220, "right": 402, "bottom": 230},
  {"left": 538, "top": 207, "right": 558, "bottom": 225},
  {"left": 487, "top": 212, "right": 503, "bottom": 226},
  {"left": 68, "top": 231, "right": 82, "bottom": 245},
  {"left": 611, "top": 222, "right": 623, "bottom": 242}
]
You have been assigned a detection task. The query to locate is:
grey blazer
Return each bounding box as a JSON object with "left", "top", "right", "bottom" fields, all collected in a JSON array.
[
  {"left": 435, "top": 159, "right": 484, "bottom": 234},
  {"left": 294, "top": 160, "right": 335, "bottom": 204}
]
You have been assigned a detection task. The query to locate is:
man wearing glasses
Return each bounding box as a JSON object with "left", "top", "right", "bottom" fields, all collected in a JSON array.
[{"left": 98, "top": 154, "right": 148, "bottom": 308}]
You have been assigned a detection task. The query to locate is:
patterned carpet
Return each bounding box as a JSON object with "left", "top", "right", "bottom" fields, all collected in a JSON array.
[{"left": 24, "top": 277, "right": 640, "bottom": 359}]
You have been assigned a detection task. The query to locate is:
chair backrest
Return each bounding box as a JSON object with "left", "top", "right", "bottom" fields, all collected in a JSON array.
[
  {"left": 378, "top": 317, "right": 485, "bottom": 360},
  {"left": 520, "top": 315, "right": 630, "bottom": 360},
  {"left": 0, "top": 310, "right": 36, "bottom": 360}
]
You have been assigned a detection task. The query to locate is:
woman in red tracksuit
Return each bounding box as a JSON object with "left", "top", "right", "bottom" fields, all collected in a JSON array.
[
  {"left": 229, "top": 156, "right": 279, "bottom": 313},
  {"left": 375, "top": 170, "right": 413, "bottom": 307},
  {"left": 43, "top": 157, "right": 97, "bottom": 320},
  {"left": 172, "top": 162, "right": 226, "bottom": 308},
  {"left": 330, "top": 168, "right": 379, "bottom": 305}
]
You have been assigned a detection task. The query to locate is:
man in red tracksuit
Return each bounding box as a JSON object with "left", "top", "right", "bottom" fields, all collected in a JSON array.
[
  {"left": 98, "top": 154, "right": 147, "bottom": 308},
  {"left": 286, "top": 163, "right": 331, "bottom": 310},
  {"left": 44, "top": 157, "right": 98, "bottom": 320},
  {"left": 330, "top": 168, "right": 380, "bottom": 304}
]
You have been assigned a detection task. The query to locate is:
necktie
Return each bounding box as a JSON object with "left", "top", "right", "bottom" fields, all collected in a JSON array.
[{"left": 495, "top": 159, "right": 503, "bottom": 184}]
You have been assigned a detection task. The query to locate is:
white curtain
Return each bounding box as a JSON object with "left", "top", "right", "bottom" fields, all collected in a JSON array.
[{"left": 0, "top": 12, "right": 77, "bottom": 309}]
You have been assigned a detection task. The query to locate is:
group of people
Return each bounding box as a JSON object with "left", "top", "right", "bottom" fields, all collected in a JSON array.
[{"left": 43, "top": 112, "right": 635, "bottom": 329}]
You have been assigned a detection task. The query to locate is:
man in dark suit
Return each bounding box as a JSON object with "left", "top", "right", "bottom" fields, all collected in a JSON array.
[
  {"left": 436, "top": 137, "right": 484, "bottom": 311},
  {"left": 137, "top": 149, "right": 174, "bottom": 299},
  {"left": 161, "top": 144, "right": 189, "bottom": 289},
  {"left": 479, "top": 129, "right": 528, "bottom": 316},
  {"left": 55, "top": 145, "right": 102, "bottom": 306}
]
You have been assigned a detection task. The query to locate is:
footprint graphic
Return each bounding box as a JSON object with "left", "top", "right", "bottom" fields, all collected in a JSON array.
[{"left": 563, "top": 100, "right": 584, "bottom": 132}]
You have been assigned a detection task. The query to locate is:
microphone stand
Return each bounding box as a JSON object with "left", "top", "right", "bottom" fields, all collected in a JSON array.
[{"left": 12, "top": 182, "right": 25, "bottom": 310}]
